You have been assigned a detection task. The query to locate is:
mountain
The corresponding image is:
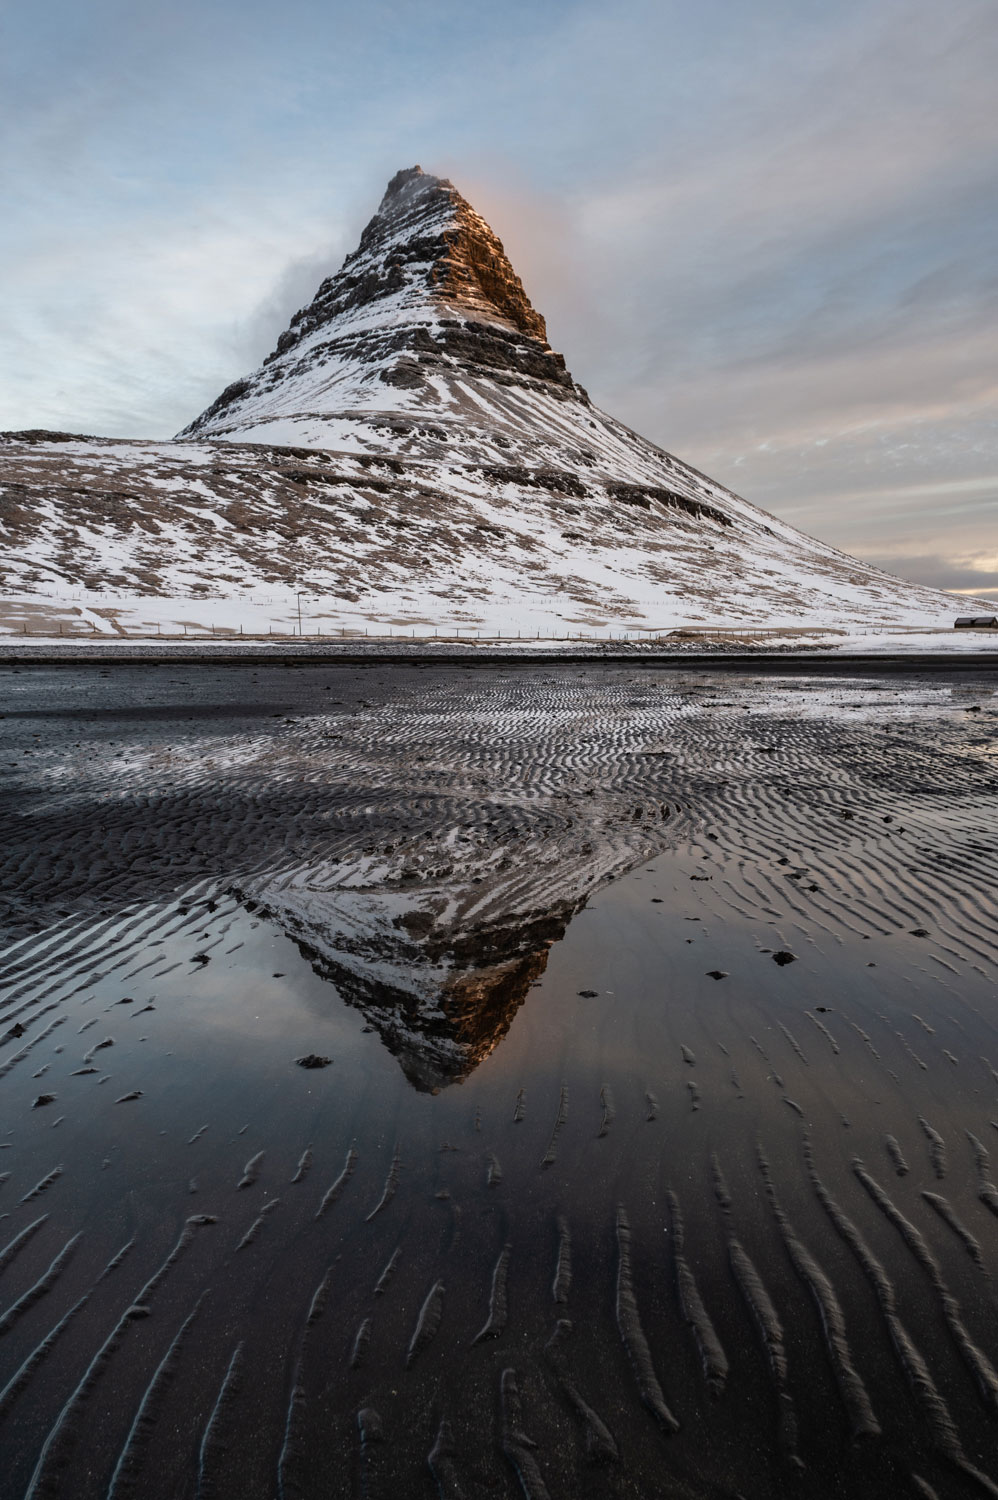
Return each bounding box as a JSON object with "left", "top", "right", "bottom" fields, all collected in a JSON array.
[
  {"left": 178, "top": 164, "right": 577, "bottom": 454},
  {"left": 0, "top": 165, "right": 978, "bottom": 636}
]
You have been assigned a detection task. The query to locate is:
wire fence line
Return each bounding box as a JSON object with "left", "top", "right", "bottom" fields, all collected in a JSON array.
[{"left": 2, "top": 622, "right": 989, "bottom": 642}]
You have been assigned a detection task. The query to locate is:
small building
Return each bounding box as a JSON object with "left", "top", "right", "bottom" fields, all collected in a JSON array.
[{"left": 955, "top": 615, "right": 998, "bottom": 629}]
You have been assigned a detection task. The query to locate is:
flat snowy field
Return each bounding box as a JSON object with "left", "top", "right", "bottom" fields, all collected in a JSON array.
[{"left": 0, "top": 588, "right": 972, "bottom": 641}]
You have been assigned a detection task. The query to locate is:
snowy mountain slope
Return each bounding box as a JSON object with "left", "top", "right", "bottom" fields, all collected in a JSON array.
[{"left": 0, "top": 167, "right": 980, "bottom": 634}]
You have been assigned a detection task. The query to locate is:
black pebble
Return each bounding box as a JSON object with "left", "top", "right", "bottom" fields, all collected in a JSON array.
[
  {"left": 706, "top": 970, "right": 728, "bottom": 980},
  {"left": 772, "top": 951, "right": 797, "bottom": 966},
  {"left": 577, "top": 990, "right": 599, "bottom": 998},
  {"left": 295, "top": 1054, "right": 333, "bottom": 1069}
]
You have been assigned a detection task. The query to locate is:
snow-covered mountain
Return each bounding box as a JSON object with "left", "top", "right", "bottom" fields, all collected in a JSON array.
[{"left": 0, "top": 166, "right": 978, "bottom": 636}]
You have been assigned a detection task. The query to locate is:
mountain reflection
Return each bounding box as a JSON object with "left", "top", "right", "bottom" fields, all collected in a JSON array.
[{"left": 282, "top": 903, "right": 575, "bottom": 1091}]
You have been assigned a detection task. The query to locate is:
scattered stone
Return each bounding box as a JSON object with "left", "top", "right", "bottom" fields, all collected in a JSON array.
[
  {"left": 909, "top": 928, "right": 929, "bottom": 938},
  {"left": 32, "top": 1094, "right": 56, "bottom": 1107},
  {"left": 295, "top": 1054, "right": 333, "bottom": 1069},
  {"left": 116, "top": 1091, "right": 143, "bottom": 1102},
  {"left": 577, "top": 990, "right": 599, "bottom": 998},
  {"left": 772, "top": 951, "right": 797, "bottom": 966},
  {"left": 706, "top": 971, "right": 728, "bottom": 980}
]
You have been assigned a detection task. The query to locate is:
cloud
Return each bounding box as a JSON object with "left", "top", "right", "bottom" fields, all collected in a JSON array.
[{"left": 865, "top": 553, "right": 998, "bottom": 597}]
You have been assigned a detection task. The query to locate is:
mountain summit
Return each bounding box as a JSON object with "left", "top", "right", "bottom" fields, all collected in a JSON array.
[
  {"left": 1, "top": 165, "right": 980, "bottom": 635},
  {"left": 179, "top": 164, "right": 585, "bottom": 452}
]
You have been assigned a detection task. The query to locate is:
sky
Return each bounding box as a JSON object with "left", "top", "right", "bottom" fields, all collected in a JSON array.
[{"left": 2, "top": 0, "right": 996, "bottom": 598}]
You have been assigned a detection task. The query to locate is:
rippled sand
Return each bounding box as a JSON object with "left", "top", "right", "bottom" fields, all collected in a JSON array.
[{"left": 1, "top": 664, "right": 997, "bottom": 1499}]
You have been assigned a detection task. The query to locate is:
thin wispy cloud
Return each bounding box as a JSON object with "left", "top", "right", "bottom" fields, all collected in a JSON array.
[{"left": 1, "top": 0, "right": 994, "bottom": 587}]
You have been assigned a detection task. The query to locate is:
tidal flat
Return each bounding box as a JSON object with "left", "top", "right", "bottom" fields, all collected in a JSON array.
[{"left": 1, "top": 663, "right": 997, "bottom": 1499}]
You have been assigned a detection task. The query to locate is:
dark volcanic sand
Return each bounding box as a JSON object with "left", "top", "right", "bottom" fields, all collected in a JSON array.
[{"left": 1, "top": 664, "right": 997, "bottom": 1499}]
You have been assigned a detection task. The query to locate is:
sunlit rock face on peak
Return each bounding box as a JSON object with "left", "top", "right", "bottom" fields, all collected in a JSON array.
[
  {"left": 179, "top": 165, "right": 582, "bottom": 448},
  {"left": 285, "top": 165, "right": 552, "bottom": 350}
]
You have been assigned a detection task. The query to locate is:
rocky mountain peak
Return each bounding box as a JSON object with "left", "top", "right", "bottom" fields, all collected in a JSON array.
[
  {"left": 333, "top": 163, "right": 550, "bottom": 342},
  {"left": 381, "top": 163, "right": 430, "bottom": 201},
  {"left": 179, "top": 166, "right": 573, "bottom": 442},
  {"left": 373, "top": 164, "right": 548, "bottom": 342}
]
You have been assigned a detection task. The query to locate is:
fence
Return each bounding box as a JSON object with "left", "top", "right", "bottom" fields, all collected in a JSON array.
[{"left": 4, "top": 623, "right": 987, "bottom": 642}]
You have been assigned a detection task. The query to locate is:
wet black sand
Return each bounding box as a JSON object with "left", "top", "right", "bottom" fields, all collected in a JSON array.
[{"left": 1, "top": 665, "right": 998, "bottom": 1498}]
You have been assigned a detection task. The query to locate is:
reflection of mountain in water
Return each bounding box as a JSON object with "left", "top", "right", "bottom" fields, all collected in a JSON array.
[
  {"left": 248, "top": 882, "right": 576, "bottom": 1090},
  {"left": 320, "top": 936, "right": 558, "bottom": 1093}
]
